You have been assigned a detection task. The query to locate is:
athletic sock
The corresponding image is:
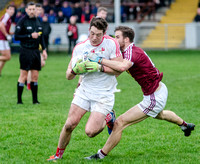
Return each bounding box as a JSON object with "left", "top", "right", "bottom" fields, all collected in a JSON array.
[
  {"left": 179, "top": 121, "right": 188, "bottom": 130},
  {"left": 56, "top": 147, "right": 65, "bottom": 158},
  {"left": 17, "top": 82, "right": 24, "bottom": 103},
  {"left": 30, "top": 82, "right": 39, "bottom": 103},
  {"left": 98, "top": 149, "right": 107, "bottom": 159}
]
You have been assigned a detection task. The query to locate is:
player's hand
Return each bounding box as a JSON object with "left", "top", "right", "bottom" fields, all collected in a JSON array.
[
  {"left": 31, "top": 32, "right": 39, "bottom": 39},
  {"left": 87, "top": 52, "right": 103, "bottom": 64},
  {"left": 42, "top": 50, "right": 48, "bottom": 60},
  {"left": 72, "top": 59, "right": 88, "bottom": 75},
  {"left": 6, "top": 35, "right": 12, "bottom": 42},
  {"left": 85, "top": 62, "right": 103, "bottom": 72}
]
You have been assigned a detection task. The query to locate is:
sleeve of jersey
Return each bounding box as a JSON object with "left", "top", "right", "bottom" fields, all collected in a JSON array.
[
  {"left": 109, "top": 39, "right": 122, "bottom": 59},
  {"left": 1, "top": 14, "right": 10, "bottom": 25}
]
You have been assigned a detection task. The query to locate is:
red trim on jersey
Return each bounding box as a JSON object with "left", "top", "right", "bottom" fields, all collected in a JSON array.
[{"left": 104, "top": 35, "right": 121, "bottom": 57}]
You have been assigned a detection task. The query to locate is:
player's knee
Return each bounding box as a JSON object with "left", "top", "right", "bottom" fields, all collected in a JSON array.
[
  {"left": 64, "top": 121, "right": 77, "bottom": 132},
  {"left": 156, "top": 111, "right": 165, "bottom": 120},
  {"left": 85, "top": 129, "right": 97, "bottom": 138},
  {"left": 115, "top": 117, "right": 125, "bottom": 129}
]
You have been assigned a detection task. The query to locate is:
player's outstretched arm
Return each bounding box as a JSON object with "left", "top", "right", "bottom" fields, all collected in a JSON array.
[{"left": 102, "top": 58, "right": 132, "bottom": 73}]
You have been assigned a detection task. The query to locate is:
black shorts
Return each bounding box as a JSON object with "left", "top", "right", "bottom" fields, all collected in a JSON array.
[{"left": 19, "top": 47, "right": 41, "bottom": 71}]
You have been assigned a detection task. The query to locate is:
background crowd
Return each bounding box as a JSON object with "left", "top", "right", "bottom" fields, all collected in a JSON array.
[{"left": 10, "top": 0, "right": 174, "bottom": 24}]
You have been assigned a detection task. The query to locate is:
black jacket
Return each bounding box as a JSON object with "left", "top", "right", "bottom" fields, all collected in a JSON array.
[{"left": 15, "top": 14, "right": 46, "bottom": 50}]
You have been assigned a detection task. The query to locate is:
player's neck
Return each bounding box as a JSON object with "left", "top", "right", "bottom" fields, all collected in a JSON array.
[{"left": 123, "top": 42, "right": 132, "bottom": 52}]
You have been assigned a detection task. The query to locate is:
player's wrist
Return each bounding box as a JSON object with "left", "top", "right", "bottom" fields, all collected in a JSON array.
[
  {"left": 98, "top": 58, "right": 103, "bottom": 64},
  {"left": 71, "top": 69, "right": 77, "bottom": 75}
]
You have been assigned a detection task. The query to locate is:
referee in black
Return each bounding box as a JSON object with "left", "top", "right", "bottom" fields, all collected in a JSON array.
[{"left": 15, "top": 2, "right": 47, "bottom": 104}]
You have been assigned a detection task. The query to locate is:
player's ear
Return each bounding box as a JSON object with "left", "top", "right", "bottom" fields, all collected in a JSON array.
[{"left": 124, "top": 37, "right": 129, "bottom": 43}]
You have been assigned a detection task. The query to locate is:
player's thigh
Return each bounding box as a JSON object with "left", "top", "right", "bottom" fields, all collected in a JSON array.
[
  {"left": 85, "top": 111, "right": 106, "bottom": 131},
  {"left": 1, "top": 49, "right": 11, "bottom": 57},
  {"left": 65, "top": 103, "right": 87, "bottom": 127},
  {"left": 117, "top": 105, "right": 149, "bottom": 129}
]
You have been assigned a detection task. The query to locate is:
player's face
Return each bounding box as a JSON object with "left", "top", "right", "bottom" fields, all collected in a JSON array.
[
  {"left": 26, "top": 5, "right": 36, "bottom": 18},
  {"left": 35, "top": 7, "right": 42, "bottom": 17},
  {"left": 115, "top": 30, "right": 125, "bottom": 51},
  {"left": 97, "top": 11, "right": 107, "bottom": 19},
  {"left": 7, "top": 7, "right": 15, "bottom": 17},
  {"left": 89, "top": 26, "right": 104, "bottom": 46}
]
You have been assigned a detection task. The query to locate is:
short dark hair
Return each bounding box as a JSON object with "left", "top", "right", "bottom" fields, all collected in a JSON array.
[
  {"left": 36, "top": 3, "right": 42, "bottom": 8},
  {"left": 97, "top": 7, "right": 108, "bottom": 13},
  {"left": 115, "top": 26, "right": 135, "bottom": 42},
  {"left": 26, "top": 2, "right": 35, "bottom": 8},
  {"left": 7, "top": 4, "right": 15, "bottom": 9},
  {"left": 90, "top": 17, "right": 108, "bottom": 33}
]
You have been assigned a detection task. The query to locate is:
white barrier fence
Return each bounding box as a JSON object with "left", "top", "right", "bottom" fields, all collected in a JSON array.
[{"left": 42, "top": 23, "right": 200, "bottom": 51}]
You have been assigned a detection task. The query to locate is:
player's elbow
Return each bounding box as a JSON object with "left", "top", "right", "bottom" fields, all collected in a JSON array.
[{"left": 66, "top": 71, "right": 75, "bottom": 80}]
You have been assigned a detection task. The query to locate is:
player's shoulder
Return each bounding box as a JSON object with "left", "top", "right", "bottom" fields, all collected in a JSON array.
[
  {"left": 74, "top": 38, "right": 89, "bottom": 50},
  {"left": 103, "top": 35, "right": 119, "bottom": 45}
]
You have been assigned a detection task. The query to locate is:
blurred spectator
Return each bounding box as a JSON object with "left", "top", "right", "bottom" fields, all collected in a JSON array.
[
  {"left": 38, "top": 7, "right": 45, "bottom": 22},
  {"left": 36, "top": 3, "right": 43, "bottom": 18},
  {"left": 43, "top": 0, "right": 51, "bottom": 14},
  {"left": 53, "top": 0, "right": 61, "bottom": 15},
  {"left": 48, "top": 9, "right": 56, "bottom": 23},
  {"left": 18, "top": 2, "right": 26, "bottom": 15},
  {"left": 15, "top": 10, "right": 23, "bottom": 23},
  {"left": 194, "top": 8, "right": 200, "bottom": 22},
  {"left": 10, "top": 1, "right": 17, "bottom": 23},
  {"left": 121, "top": 5, "right": 127, "bottom": 22},
  {"left": 67, "top": 16, "right": 78, "bottom": 54},
  {"left": 72, "top": 2, "right": 82, "bottom": 23},
  {"left": 84, "top": 1, "right": 92, "bottom": 22},
  {"left": 92, "top": 1, "right": 101, "bottom": 16},
  {"left": 127, "top": 4, "right": 137, "bottom": 20},
  {"left": 97, "top": 7, "right": 108, "bottom": 19},
  {"left": 61, "top": 1, "right": 72, "bottom": 23},
  {"left": 42, "top": 15, "right": 51, "bottom": 51},
  {"left": 57, "top": 10, "right": 66, "bottom": 23}
]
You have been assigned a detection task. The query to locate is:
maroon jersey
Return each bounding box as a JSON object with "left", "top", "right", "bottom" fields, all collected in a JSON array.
[
  {"left": 122, "top": 43, "right": 163, "bottom": 95},
  {"left": 0, "top": 13, "right": 12, "bottom": 40},
  {"left": 67, "top": 24, "right": 78, "bottom": 40}
]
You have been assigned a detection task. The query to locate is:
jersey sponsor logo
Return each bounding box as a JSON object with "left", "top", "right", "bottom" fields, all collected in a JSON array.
[
  {"left": 16, "top": 26, "right": 21, "bottom": 29},
  {"left": 38, "top": 27, "right": 42, "bottom": 30},
  {"left": 27, "top": 26, "right": 32, "bottom": 29}
]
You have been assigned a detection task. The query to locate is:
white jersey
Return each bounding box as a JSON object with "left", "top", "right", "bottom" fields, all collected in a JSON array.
[{"left": 72, "top": 35, "right": 121, "bottom": 94}]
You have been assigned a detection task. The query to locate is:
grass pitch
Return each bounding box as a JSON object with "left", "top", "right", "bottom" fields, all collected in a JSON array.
[{"left": 0, "top": 50, "right": 199, "bottom": 163}]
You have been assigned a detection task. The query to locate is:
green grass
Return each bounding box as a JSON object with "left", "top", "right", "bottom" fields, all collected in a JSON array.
[{"left": 0, "top": 50, "right": 200, "bottom": 163}]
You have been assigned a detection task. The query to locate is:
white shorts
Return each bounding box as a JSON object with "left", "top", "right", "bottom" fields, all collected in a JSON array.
[
  {"left": 72, "top": 87, "right": 115, "bottom": 116},
  {"left": 138, "top": 82, "right": 168, "bottom": 118},
  {"left": 0, "top": 40, "right": 10, "bottom": 50}
]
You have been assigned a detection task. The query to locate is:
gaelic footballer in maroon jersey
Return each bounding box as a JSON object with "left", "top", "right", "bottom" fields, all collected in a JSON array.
[
  {"left": 85, "top": 26, "right": 195, "bottom": 160},
  {"left": 122, "top": 43, "right": 163, "bottom": 95},
  {"left": 0, "top": 5, "right": 15, "bottom": 76}
]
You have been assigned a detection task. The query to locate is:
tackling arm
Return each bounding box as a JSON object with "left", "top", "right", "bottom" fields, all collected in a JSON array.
[
  {"left": 102, "top": 56, "right": 124, "bottom": 75},
  {"left": 102, "top": 58, "right": 132, "bottom": 72}
]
